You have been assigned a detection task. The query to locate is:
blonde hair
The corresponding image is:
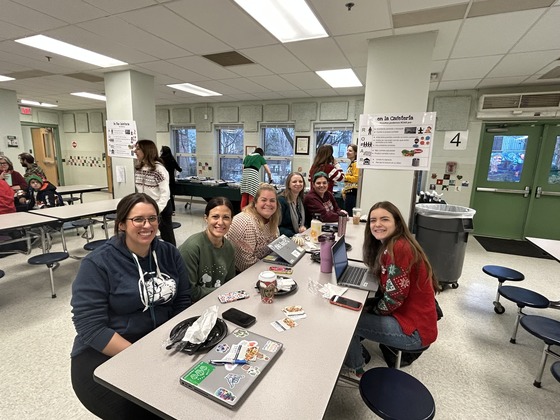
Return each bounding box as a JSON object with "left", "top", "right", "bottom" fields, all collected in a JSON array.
[{"left": 243, "top": 184, "right": 281, "bottom": 231}]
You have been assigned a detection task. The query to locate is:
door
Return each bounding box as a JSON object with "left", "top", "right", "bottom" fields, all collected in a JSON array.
[
  {"left": 472, "top": 123, "right": 560, "bottom": 240},
  {"left": 31, "top": 127, "right": 59, "bottom": 185}
]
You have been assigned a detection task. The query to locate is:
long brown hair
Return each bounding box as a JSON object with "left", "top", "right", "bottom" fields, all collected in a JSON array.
[
  {"left": 134, "top": 139, "right": 163, "bottom": 170},
  {"left": 244, "top": 184, "right": 281, "bottom": 231},
  {"left": 311, "top": 144, "right": 335, "bottom": 169},
  {"left": 281, "top": 172, "right": 306, "bottom": 203},
  {"left": 363, "top": 201, "right": 439, "bottom": 292}
]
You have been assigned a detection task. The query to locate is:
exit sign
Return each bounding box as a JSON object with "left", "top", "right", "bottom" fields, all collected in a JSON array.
[{"left": 20, "top": 107, "right": 32, "bottom": 115}]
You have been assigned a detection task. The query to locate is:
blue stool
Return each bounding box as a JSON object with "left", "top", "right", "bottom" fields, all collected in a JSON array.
[
  {"left": 519, "top": 315, "right": 560, "bottom": 388},
  {"left": 499, "top": 286, "right": 549, "bottom": 343},
  {"left": 380, "top": 344, "right": 431, "bottom": 369},
  {"left": 0, "top": 269, "right": 4, "bottom": 279},
  {"left": 28, "top": 252, "right": 69, "bottom": 298},
  {"left": 482, "top": 265, "right": 525, "bottom": 314},
  {"left": 83, "top": 239, "right": 107, "bottom": 252},
  {"left": 360, "top": 367, "right": 435, "bottom": 420},
  {"left": 172, "top": 221, "right": 181, "bottom": 229},
  {"left": 551, "top": 362, "right": 560, "bottom": 383}
]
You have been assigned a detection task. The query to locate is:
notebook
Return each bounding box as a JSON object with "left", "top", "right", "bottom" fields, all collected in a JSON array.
[
  {"left": 331, "top": 235, "right": 377, "bottom": 291},
  {"left": 180, "top": 328, "right": 283, "bottom": 408},
  {"left": 263, "top": 235, "right": 305, "bottom": 267}
]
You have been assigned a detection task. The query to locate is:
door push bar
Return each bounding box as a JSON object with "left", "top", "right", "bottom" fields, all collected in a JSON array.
[
  {"left": 476, "top": 186, "right": 531, "bottom": 198},
  {"left": 535, "top": 186, "right": 560, "bottom": 198}
]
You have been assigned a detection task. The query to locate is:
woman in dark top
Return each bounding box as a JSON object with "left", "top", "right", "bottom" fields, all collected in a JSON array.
[{"left": 160, "top": 146, "right": 182, "bottom": 215}]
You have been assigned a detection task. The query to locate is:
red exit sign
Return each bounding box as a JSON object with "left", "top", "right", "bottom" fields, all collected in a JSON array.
[{"left": 20, "top": 106, "right": 32, "bottom": 115}]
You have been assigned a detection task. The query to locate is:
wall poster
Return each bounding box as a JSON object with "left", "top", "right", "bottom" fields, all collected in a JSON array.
[
  {"left": 106, "top": 120, "right": 138, "bottom": 158},
  {"left": 357, "top": 112, "right": 436, "bottom": 170}
]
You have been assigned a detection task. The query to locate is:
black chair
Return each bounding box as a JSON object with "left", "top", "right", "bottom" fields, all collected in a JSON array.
[
  {"left": 359, "top": 367, "right": 435, "bottom": 420},
  {"left": 498, "top": 286, "right": 549, "bottom": 343},
  {"left": 519, "top": 315, "right": 560, "bottom": 387},
  {"left": 551, "top": 362, "right": 560, "bottom": 383},
  {"left": 482, "top": 265, "right": 525, "bottom": 314},
  {"left": 27, "top": 252, "right": 69, "bottom": 298}
]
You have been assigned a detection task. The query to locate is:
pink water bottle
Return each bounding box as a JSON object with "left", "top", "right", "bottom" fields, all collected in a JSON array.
[
  {"left": 318, "top": 233, "right": 335, "bottom": 273},
  {"left": 338, "top": 212, "right": 348, "bottom": 237}
]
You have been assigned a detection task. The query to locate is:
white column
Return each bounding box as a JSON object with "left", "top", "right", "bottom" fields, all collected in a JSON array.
[
  {"left": 0, "top": 88, "right": 24, "bottom": 164},
  {"left": 104, "top": 70, "right": 156, "bottom": 199},
  {"left": 359, "top": 32, "right": 436, "bottom": 223}
]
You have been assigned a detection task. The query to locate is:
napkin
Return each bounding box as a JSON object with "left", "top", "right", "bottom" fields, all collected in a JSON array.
[
  {"left": 277, "top": 277, "right": 295, "bottom": 292},
  {"left": 318, "top": 283, "right": 348, "bottom": 299},
  {"left": 182, "top": 305, "right": 219, "bottom": 344}
]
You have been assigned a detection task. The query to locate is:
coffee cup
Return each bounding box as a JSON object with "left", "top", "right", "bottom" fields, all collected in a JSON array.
[
  {"left": 258, "top": 271, "right": 277, "bottom": 303},
  {"left": 352, "top": 208, "right": 362, "bottom": 225}
]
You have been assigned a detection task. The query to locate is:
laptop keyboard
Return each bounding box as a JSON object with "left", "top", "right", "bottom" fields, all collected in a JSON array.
[{"left": 343, "top": 266, "right": 366, "bottom": 285}]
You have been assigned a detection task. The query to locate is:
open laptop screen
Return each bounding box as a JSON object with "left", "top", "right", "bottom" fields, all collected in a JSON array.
[{"left": 332, "top": 235, "right": 348, "bottom": 280}]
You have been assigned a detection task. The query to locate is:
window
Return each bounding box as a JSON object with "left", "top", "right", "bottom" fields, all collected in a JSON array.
[
  {"left": 262, "top": 124, "right": 295, "bottom": 185},
  {"left": 313, "top": 123, "right": 355, "bottom": 173},
  {"left": 487, "top": 135, "right": 527, "bottom": 183},
  {"left": 171, "top": 126, "right": 197, "bottom": 178},
  {"left": 217, "top": 125, "right": 244, "bottom": 181}
]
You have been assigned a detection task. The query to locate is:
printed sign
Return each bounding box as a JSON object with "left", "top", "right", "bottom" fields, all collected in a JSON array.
[
  {"left": 106, "top": 120, "right": 138, "bottom": 158},
  {"left": 443, "top": 131, "right": 468, "bottom": 150}
]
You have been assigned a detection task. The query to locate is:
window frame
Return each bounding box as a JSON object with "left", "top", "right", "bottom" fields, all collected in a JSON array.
[
  {"left": 170, "top": 125, "right": 197, "bottom": 179},
  {"left": 313, "top": 123, "right": 355, "bottom": 173},
  {"left": 261, "top": 123, "right": 295, "bottom": 186},
  {"left": 216, "top": 124, "right": 244, "bottom": 181}
]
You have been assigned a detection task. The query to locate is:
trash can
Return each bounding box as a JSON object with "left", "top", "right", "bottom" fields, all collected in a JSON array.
[{"left": 414, "top": 204, "right": 476, "bottom": 289}]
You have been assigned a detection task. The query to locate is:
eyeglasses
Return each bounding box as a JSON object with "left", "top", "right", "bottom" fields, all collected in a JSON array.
[
  {"left": 127, "top": 216, "right": 159, "bottom": 227},
  {"left": 0, "top": 162, "right": 8, "bottom": 166}
]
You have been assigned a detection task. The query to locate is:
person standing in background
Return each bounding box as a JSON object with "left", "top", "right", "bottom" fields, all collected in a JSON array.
[
  {"left": 342, "top": 144, "right": 359, "bottom": 214},
  {"left": 308, "top": 144, "right": 344, "bottom": 193},
  {"left": 240, "top": 147, "right": 272, "bottom": 209},
  {"left": 134, "top": 140, "right": 175, "bottom": 246},
  {"left": 18, "top": 153, "right": 46, "bottom": 181},
  {"left": 160, "top": 146, "right": 182, "bottom": 216}
]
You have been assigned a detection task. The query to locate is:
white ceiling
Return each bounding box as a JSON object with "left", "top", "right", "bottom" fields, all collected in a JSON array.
[{"left": 0, "top": 0, "right": 559, "bottom": 111}]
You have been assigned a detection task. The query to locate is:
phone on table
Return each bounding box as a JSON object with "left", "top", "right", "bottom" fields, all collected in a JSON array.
[
  {"left": 222, "top": 308, "right": 257, "bottom": 328},
  {"left": 269, "top": 266, "right": 293, "bottom": 275},
  {"left": 218, "top": 290, "right": 250, "bottom": 304},
  {"left": 329, "top": 295, "right": 363, "bottom": 311}
]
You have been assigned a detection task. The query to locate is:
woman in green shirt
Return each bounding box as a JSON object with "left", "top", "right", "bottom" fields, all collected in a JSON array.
[{"left": 178, "top": 197, "right": 236, "bottom": 301}]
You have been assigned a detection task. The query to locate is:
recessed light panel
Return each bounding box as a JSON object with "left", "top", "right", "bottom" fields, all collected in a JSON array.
[
  {"left": 316, "top": 69, "right": 362, "bottom": 88},
  {"left": 0, "top": 75, "right": 15, "bottom": 82},
  {"left": 20, "top": 99, "right": 58, "bottom": 108},
  {"left": 167, "top": 83, "right": 222, "bottom": 97},
  {"left": 71, "top": 92, "right": 107, "bottom": 101}
]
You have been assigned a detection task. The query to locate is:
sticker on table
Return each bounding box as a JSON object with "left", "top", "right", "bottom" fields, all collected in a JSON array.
[
  {"left": 215, "top": 343, "right": 230, "bottom": 353},
  {"left": 182, "top": 361, "right": 214, "bottom": 386},
  {"left": 225, "top": 373, "right": 245, "bottom": 389},
  {"left": 215, "top": 387, "right": 236, "bottom": 403},
  {"left": 241, "top": 364, "right": 261, "bottom": 377}
]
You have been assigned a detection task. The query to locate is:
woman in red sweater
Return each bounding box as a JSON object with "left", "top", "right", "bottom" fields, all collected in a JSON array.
[{"left": 343, "top": 201, "right": 438, "bottom": 377}]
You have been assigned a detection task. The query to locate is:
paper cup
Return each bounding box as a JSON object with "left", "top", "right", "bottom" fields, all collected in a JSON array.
[
  {"left": 352, "top": 207, "right": 362, "bottom": 225},
  {"left": 258, "top": 271, "right": 277, "bottom": 304}
]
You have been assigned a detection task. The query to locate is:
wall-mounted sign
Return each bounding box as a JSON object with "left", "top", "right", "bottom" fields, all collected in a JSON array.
[
  {"left": 20, "top": 107, "right": 32, "bottom": 115},
  {"left": 106, "top": 120, "right": 138, "bottom": 158},
  {"left": 71, "top": 141, "right": 77, "bottom": 148},
  {"left": 7, "top": 135, "right": 18, "bottom": 147},
  {"left": 443, "top": 131, "right": 468, "bottom": 150},
  {"left": 357, "top": 112, "right": 436, "bottom": 170}
]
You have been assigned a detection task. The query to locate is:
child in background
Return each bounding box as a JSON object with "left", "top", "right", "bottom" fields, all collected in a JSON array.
[{"left": 20, "top": 174, "right": 62, "bottom": 209}]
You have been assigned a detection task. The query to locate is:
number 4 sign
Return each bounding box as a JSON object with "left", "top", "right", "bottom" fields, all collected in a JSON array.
[{"left": 443, "top": 131, "right": 468, "bottom": 150}]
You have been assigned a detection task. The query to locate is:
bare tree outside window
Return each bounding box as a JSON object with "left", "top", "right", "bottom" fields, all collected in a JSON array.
[
  {"left": 314, "top": 126, "right": 354, "bottom": 173},
  {"left": 218, "top": 126, "right": 244, "bottom": 181},
  {"left": 172, "top": 126, "right": 197, "bottom": 178},
  {"left": 263, "top": 125, "right": 294, "bottom": 185}
]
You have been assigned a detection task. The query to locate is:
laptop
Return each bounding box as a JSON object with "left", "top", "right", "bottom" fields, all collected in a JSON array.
[
  {"left": 262, "top": 235, "right": 305, "bottom": 267},
  {"left": 331, "top": 235, "right": 377, "bottom": 291},
  {"left": 180, "top": 328, "right": 283, "bottom": 408}
]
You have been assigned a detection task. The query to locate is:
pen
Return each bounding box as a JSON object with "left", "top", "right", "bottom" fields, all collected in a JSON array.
[{"left": 209, "top": 359, "right": 249, "bottom": 366}]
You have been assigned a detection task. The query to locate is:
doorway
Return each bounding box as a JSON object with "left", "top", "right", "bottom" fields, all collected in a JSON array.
[
  {"left": 471, "top": 122, "right": 560, "bottom": 240},
  {"left": 31, "top": 127, "right": 60, "bottom": 185}
]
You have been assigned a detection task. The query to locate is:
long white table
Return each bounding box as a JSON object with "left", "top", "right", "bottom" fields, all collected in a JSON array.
[
  {"left": 56, "top": 184, "right": 108, "bottom": 203},
  {"left": 0, "top": 212, "right": 59, "bottom": 254},
  {"left": 526, "top": 237, "right": 560, "bottom": 309},
  {"left": 94, "top": 256, "right": 370, "bottom": 419}
]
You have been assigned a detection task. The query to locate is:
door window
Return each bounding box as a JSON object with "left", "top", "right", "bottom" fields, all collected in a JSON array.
[
  {"left": 549, "top": 136, "right": 560, "bottom": 185},
  {"left": 487, "top": 135, "right": 527, "bottom": 183}
]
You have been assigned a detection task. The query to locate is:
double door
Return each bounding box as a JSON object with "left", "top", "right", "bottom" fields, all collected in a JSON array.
[{"left": 472, "top": 123, "right": 560, "bottom": 240}]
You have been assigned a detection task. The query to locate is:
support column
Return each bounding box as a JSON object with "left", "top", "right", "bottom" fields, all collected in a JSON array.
[
  {"left": 105, "top": 70, "right": 156, "bottom": 199},
  {"left": 359, "top": 32, "right": 436, "bottom": 223}
]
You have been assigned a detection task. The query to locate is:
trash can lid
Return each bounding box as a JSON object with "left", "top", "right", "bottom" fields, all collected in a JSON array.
[{"left": 415, "top": 203, "right": 476, "bottom": 219}]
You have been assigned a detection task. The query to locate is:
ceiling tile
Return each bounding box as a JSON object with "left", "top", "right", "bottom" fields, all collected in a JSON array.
[
  {"left": 227, "top": 64, "right": 273, "bottom": 78},
  {"left": 168, "top": 56, "right": 238, "bottom": 79},
  {"left": 390, "top": 0, "right": 468, "bottom": 14},
  {"left": 11, "top": 0, "right": 106, "bottom": 23},
  {"left": 82, "top": 0, "right": 157, "bottom": 14},
  {"left": 239, "top": 45, "right": 308, "bottom": 74},
  {"left": 511, "top": 6, "right": 560, "bottom": 52},
  {"left": 443, "top": 56, "right": 503, "bottom": 80},
  {"left": 334, "top": 30, "right": 395, "bottom": 67},
  {"left": 487, "top": 51, "right": 560, "bottom": 78},
  {"left": 477, "top": 76, "right": 527, "bottom": 88},
  {"left": 219, "top": 77, "right": 271, "bottom": 93},
  {"left": 393, "top": 4, "right": 468, "bottom": 28},
  {"left": 136, "top": 60, "right": 207, "bottom": 82},
  {"left": 281, "top": 72, "right": 329, "bottom": 90},
  {"left": 0, "top": 1, "right": 66, "bottom": 32},
  {"left": 468, "top": 0, "right": 555, "bottom": 18},
  {"left": 438, "top": 79, "right": 481, "bottom": 90},
  {"left": 249, "top": 75, "right": 298, "bottom": 91},
  {"left": 284, "top": 38, "right": 350, "bottom": 71},
  {"left": 395, "top": 20, "right": 462, "bottom": 61}
]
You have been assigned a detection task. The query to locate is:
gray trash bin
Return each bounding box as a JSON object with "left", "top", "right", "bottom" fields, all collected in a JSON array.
[{"left": 414, "top": 204, "right": 476, "bottom": 289}]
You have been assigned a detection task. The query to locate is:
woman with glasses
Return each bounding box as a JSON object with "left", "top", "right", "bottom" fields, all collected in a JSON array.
[
  {"left": 278, "top": 172, "right": 306, "bottom": 237},
  {"left": 134, "top": 139, "right": 175, "bottom": 245},
  {"left": 178, "top": 197, "right": 236, "bottom": 301},
  {"left": 227, "top": 184, "right": 280, "bottom": 272},
  {"left": 0, "top": 156, "right": 28, "bottom": 192},
  {"left": 70, "top": 193, "right": 191, "bottom": 419}
]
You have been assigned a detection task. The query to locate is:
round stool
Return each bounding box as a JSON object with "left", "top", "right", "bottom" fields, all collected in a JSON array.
[
  {"left": 551, "top": 362, "right": 560, "bottom": 383},
  {"left": 519, "top": 315, "right": 560, "bottom": 388},
  {"left": 172, "top": 222, "right": 181, "bottom": 229},
  {"left": 360, "top": 367, "right": 435, "bottom": 420},
  {"left": 482, "top": 265, "right": 525, "bottom": 314},
  {"left": 28, "top": 252, "right": 69, "bottom": 298},
  {"left": 84, "top": 239, "right": 107, "bottom": 252},
  {"left": 66, "top": 197, "right": 81, "bottom": 205},
  {"left": 380, "top": 344, "right": 430, "bottom": 369},
  {"left": 498, "top": 286, "right": 549, "bottom": 343},
  {"left": 72, "top": 219, "right": 96, "bottom": 241},
  {"left": 0, "top": 269, "right": 4, "bottom": 279}
]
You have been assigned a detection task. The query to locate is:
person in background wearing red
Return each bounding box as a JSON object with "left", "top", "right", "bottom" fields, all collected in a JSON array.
[
  {"left": 0, "top": 178, "right": 16, "bottom": 214},
  {"left": 308, "top": 144, "right": 343, "bottom": 193},
  {"left": 0, "top": 156, "right": 28, "bottom": 192},
  {"left": 303, "top": 172, "right": 345, "bottom": 223}
]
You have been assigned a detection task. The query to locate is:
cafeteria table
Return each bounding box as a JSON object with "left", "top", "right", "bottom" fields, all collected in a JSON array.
[
  {"left": 526, "top": 237, "right": 560, "bottom": 309},
  {"left": 56, "top": 184, "right": 108, "bottom": 203},
  {"left": 0, "top": 212, "right": 60, "bottom": 254},
  {"left": 94, "top": 255, "right": 371, "bottom": 419}
]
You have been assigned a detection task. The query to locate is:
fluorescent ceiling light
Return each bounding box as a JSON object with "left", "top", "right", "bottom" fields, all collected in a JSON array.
[
  {"left": 71, "top": 92, "right": 106, "bottom": 101},
  {"left": 15, "top": 35, "right": 127, "bottom": 68},
  {"left": 234, "top": 0, "right": 328, "bottom": 43},
  {"left": 167, "top": 83, "right": 222, "bottom": 97},
  {"left": 316, "top": 69, "right": 362, "bottom": 88},
  {"left": 0, "top": 75, "right": 15, "bottom": 82},
  {"left": 20, "top": 99, "right": 58, "bottom": 108}
]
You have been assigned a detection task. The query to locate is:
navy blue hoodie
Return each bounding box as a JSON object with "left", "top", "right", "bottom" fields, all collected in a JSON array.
[{"left": 71, "top": 235, "right": 191, "bottom": 357}]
